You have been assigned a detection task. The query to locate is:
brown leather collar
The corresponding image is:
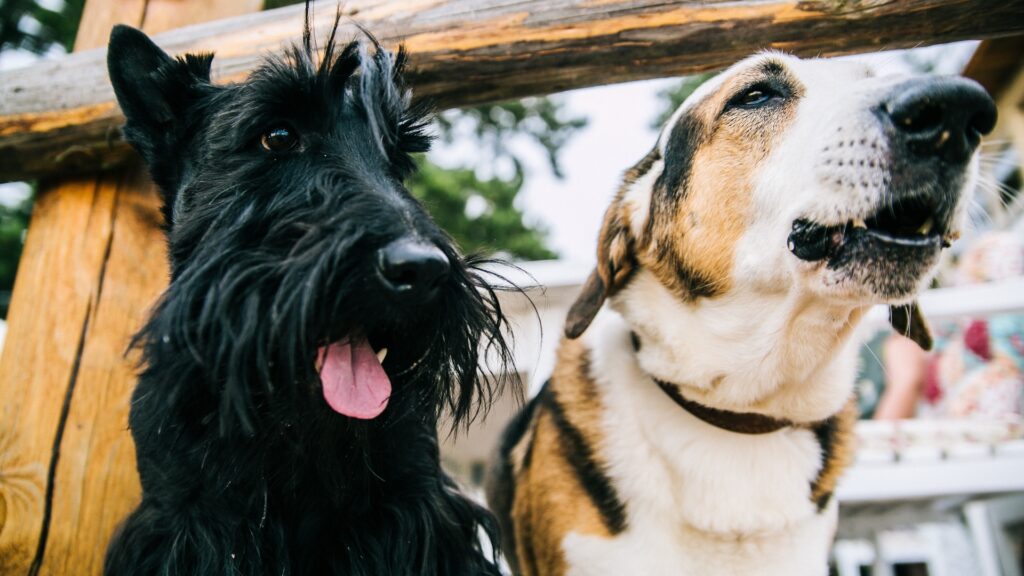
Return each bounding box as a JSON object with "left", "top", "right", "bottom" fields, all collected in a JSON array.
[
  {"left": 653, "top": 379, "right": 797, "bottom": 435},
  {"left": 631, "top": 330, "right": 798, "bottom": 434}
]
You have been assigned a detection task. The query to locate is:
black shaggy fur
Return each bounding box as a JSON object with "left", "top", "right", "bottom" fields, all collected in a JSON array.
[{"left": 104, "top": 10, "right": 514, "bottom": 576}]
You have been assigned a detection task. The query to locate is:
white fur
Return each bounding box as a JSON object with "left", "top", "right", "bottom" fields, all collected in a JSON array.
[
  {"left": 617, "top": 270, "right": 861, "bottom": 422},
  {"left": 732, "top": 54, "right": 975, "bottom": 303},
  {"left": 561, "top": 309, "right": 836, "bottom": 576}
]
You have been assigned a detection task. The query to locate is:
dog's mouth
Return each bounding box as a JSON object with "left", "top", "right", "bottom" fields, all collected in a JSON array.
[
  {"left": 788, "top": 194, "right": 948, "bottom": 264},
  {"left": 316, "top": 336, "right": 391, "bottom": 419}
]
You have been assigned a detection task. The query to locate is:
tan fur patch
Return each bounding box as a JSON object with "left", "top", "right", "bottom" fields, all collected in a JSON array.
[
  {"left": 639, "top": 59, "right": 804, "bottom": 300},
  {"left": 550, "top": 339, "right": 607, "bottom": 422},
  {"left": 510, "top": 339, "right": 618, "bottom": 576},
  {"left": 645, "top": 137, "right": 758, "bottom": 297},
  {"left": 597, "top": 147, "right": 659, "bottom": 293},
  {"left": 810, "top": 397, "right": 859, "bottom": 507},
  {"left": 565, "top": 147, "right": 660, "bottom": 338}
]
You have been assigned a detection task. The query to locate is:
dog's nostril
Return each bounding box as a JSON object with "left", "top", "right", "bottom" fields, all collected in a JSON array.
[
  {"left": 885, "top": 77, "right": 996, "bottom": 164},
  {"left": 376, "top": 240, "right": 450, "bottom": 298},
  {"left": 895, "top": 102, "right": 944, "bottom": 135},
  {"left": 968, "top": 108, "right": 997, "bottom": 141}
]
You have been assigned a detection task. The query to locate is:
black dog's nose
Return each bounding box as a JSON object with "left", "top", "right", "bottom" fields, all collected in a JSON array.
[
  {"left": 375, "top": 239, "right": 450, "bottom": 300},
  {"left": 885, "top": 77, "right": 996, "bottom": 164}
]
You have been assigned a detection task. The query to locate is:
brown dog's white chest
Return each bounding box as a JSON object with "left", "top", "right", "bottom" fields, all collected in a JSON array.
[{"left": 559, "top": 309, "right": 845, "bottom": 576}]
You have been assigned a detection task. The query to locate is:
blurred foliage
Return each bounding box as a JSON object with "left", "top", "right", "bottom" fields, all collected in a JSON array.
[
  {"left": 0, "top": 191, "right": 32, "bottom": 318},
  {"left": 263, "top": 0, "right": 297, "bottom": 9},
  {"left": 423, "top": 97, "right": 585, "bottom": 259},
  {"left": 650, "top": 72, "right": 716, "bottom": 129},
  {"left": 409, "top": 161, "right": 555, "bottom": 261},
  {"left": 0, "top": 0, "right": 83, "bottom": 54},
  {"left": 437, "top": 98, "right": 587, "bottom": 179}
]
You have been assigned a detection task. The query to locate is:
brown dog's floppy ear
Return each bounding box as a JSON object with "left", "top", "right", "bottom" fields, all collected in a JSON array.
[
  {"left": 889, "top": 302, "right": 933, "bottom": 351},
  {"left": 565, "top": 203, "right": 636, "bottom": 339},
  {"left": 566, "top": 271, "right": 606, "bottom": 339}
]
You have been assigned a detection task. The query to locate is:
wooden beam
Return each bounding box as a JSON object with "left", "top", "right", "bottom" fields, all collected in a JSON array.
[
  {"left": 963, "top": 35, "right": 1024, "bottom": 99},
  {"left": 2, "top": 0, "right": 1024, "bottom": 181},
  {"left": 0, "top": 1, "right": 262, "bottom": 574}
]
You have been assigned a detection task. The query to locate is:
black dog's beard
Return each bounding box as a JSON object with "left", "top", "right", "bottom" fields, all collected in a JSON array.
[{"left": 134, "top": 215, "right": 514, "bottom": 437}]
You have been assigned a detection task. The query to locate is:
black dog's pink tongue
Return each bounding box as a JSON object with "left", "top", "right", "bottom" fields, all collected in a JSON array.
[{"left": 318, "top": 338, "right": 390, "bottom": 419}]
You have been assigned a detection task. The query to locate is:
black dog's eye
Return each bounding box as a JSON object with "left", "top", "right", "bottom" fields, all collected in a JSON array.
[
  {"left": 260, "top": 127, "right": 299, "bottom": 153},
  {"left": 728, "top": 84, "right": 783, "bottom": 109}
]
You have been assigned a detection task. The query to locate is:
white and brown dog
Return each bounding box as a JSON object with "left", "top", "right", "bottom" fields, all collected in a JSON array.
[{"left": 487, "top": 53, "right": 996, "bottom": 576}]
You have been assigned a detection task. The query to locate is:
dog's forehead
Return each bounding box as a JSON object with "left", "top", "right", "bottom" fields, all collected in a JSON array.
[
  {"left": 781, "top": 56, "right": 878, "bottom": 104},
  {"left": 657, "top": 53, "right": 875, "bottom": 151}
]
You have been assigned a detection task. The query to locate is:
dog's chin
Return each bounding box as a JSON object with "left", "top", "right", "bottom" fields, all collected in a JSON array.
[
  {"left": 789, "top": 194, "right": 952, "bottom": 303},
  {"left": 822, "top": 230, "right": 940, "bottom": 302}
]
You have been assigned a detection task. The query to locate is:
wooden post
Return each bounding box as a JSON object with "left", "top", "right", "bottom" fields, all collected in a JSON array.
[
  {"left": 0, "top": 1, "right": 262, "bottom": 574},
  {"left": 962, "top": 36, "right": 1024, "bottom": 228}
]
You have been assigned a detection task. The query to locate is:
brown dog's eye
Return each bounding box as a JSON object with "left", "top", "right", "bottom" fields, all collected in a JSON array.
[
  {"left": 741, "top": 90, "right": 768, "bottom": 106},
  {"left": 727, "top": 83, "right": 784, "bottom": 110},
  {"left": 260, "top": 127, "right": 299, "bottom": 152}
]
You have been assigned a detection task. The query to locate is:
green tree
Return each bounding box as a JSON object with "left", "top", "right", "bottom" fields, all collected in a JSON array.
[
  {"left": 437, "top": 98, "right": 587, "bottom": 179},
  {"left": 409, "top": 161, "right": 554, "bottom": 261},
  {"left": 420, "top": 97, "right": 587, "bottom": 260},
  {"left": 0, "top": 191, "right": 32, "bottom": 317},
  {"left": 0, "top": 0, "right": 83, "bottom": 54}
]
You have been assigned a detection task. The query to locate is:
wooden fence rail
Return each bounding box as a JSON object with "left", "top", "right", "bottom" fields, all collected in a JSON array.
[{"left": 2, "top": 0, "right": 1024, "bottom": 181}]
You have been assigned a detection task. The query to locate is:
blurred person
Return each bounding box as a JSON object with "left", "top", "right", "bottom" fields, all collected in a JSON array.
[{"left": 871, "top": 230, "right": 1024, "bottom": 421}]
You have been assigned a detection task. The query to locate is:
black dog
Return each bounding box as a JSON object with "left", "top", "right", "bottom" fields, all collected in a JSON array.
[{"left": 104, "top": 12, "right": 514, "bottom": 576}]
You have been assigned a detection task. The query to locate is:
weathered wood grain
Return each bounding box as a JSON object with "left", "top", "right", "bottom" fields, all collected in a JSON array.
[
  {"left": 0, "top": 1, "right": 262, "bottom": 574},
  {"left": 963, "top": 35, "right": 1024, "bottom": 98},
  {"left": 0, "top": 174, "right": 119, "bottom": 575},
  {"left": 35, "top": 166, "right": 163, "bottom": 576},
  {"left": 2, "top": 0, "right": 1024, "bottom": 181}
]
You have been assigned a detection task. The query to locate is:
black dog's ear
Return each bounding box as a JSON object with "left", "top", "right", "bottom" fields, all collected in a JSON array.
[
  {"left": 108, "top": 25, "right": 175, "bottom": 128},
  {"left": 889, "top": 302, "right": 933, "bottom": 351},
  {"left": 107, "top": 25, "right": 212, "bottom": 160}
]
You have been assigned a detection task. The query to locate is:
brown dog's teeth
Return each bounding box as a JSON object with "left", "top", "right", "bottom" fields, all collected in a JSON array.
[
  {"left": 830, "top": 229, "right": 844, "bottom": 248},
  {"left": 917, "top": 217, "right": 934, "bottom": 235}
]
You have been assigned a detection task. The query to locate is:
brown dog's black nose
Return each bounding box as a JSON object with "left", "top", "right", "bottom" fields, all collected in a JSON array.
[
  {"left": 375, "top": 239, "right": 450, "bottom": 300},
  {"left": 885, "top": 77, "right": 997, "bottom": 164}
]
